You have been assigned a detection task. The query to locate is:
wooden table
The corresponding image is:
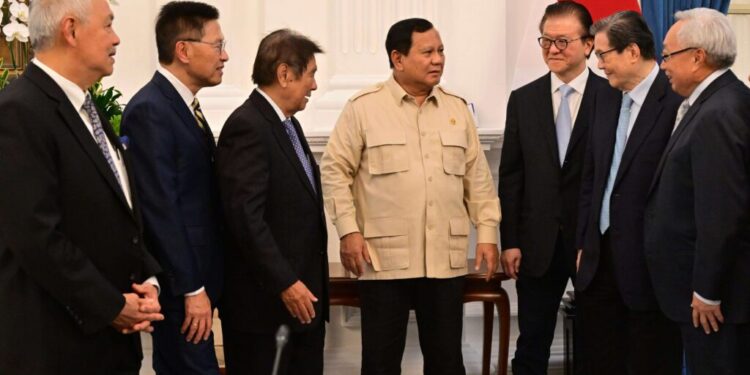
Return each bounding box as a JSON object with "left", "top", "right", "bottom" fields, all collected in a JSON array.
[{"left": 329, "top": 261, "right": 511, "bottom": 375}]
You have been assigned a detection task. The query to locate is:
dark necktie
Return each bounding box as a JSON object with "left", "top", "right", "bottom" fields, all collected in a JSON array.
[
  {"left": 282, "top": 118, "right": 316, "bottom": 192},
  {"left": 82, "top": 94, "right": 122, "bottom": 188}
]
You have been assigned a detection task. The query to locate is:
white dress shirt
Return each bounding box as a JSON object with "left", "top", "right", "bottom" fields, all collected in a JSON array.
[
  {"left": 551, "top": 67, "right": 589, "bottom": 127},
  {"left": 624, "top": 62, "right": 659, "bottom": 138}
]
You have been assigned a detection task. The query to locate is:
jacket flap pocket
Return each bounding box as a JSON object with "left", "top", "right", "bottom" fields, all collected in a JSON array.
[
  {"left": 367, "top": 129, "right": 407, "bottom": 147},
  {"left": 449, "top": 217, "right": 470, "bottom": 236},
  {"left": 363, "top": 217, "right": 409, "bottom": 238},
  {"left": 440, "top": 130, "right": 467, "bottom": 148}
]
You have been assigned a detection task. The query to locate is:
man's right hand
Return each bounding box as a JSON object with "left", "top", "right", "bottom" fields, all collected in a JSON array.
[
  {"left": 340, "top": 232, "right": 370, "bottom": 277},
  {"left": 112, "top": 293, "right": 164, "bottom": 334},
  {"left": 501, "top": 248, "right": 522, "bottom": 280},
  {"left": 181, "top": 290, "right": 213, "bottom": 344},
  {"left": 281, "top": 280, "right": 318, "bottom": 324}
]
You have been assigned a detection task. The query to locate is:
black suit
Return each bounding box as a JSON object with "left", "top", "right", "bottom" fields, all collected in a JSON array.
[
  {"left": 122, "top": 71, "right": 224, "bottom": 374},
  {"left": 645, "top": 70, "right": 750, "bottom": 374},
  {"left": 575, "top": 69, "right": 682, "bottom": 375},
  {"left": 216, "top": 90, "right": 329, "bottom": 375},
  {"left": 0, "top": 63, "right": 161, "bottom": 374},
  {"left": 499, "top": 70, "right": 608, "bottom": 375}
]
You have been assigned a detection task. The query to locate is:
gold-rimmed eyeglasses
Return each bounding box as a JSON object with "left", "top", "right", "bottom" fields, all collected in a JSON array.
[{"left": 180, "top": 39, "right": 227, "bottom": 54}]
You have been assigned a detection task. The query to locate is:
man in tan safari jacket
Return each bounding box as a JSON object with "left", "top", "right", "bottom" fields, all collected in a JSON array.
[{"left": 320, "top": 18, "right": 500, "bottom": 375}]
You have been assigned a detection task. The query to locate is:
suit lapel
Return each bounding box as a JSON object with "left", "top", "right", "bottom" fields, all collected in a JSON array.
[
  {"left": 25, "top": 65, "right": 133, "bottom": 213},
  {"left": 250, "top": 90, "right": 317, "bottom": 200},
  {"left": 648, "top": 71, "right": 736, "bottom": 196},
  {"left": 614, "top": 71, "right": 667, "bottom": 187},
  {"left": 153, "top": 72, "right": 214, "bottom": 155},
  {"left": 565, "top": 70, "right": 597, "bottom": 161},
  {"left": 537, "top": 73, "right": 561, "bottom": 167}
]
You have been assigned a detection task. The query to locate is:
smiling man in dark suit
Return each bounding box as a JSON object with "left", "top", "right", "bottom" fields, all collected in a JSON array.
[
  {"left": 120, "top": 2, "right": 228, "bottom": 374},
  {"left": 646, "top": 8, "right": 750, "bottom": 375},
  {"left": 576, "top": 11, "right": 683, "bottom": 375},
  {"left": 216, "top": 29, "right": 328, "bottom": 375},
  {"left": 498, "top": 2, "right": 608, "bottom": 374},
  {"left": 0, "top": 1, "right": 163, "bottom": 374}
]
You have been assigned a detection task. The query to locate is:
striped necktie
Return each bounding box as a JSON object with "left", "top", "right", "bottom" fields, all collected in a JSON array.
[
  {"left": 82, "top": 94, "right": 122, "bottom": 189},
  {"left": 191, "top": 98, "right": 209, "bottom": 131}
]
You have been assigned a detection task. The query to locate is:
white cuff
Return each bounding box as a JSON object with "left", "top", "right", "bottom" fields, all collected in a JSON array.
[
  {"left": 185, "top": 286, "right": 205, "bottom": 297},
  {"left": 144, "top": 276, "right": 160, "bottom": 296},
  {"left": 694, "top": 291, "right": 720, "bottom": 306}
]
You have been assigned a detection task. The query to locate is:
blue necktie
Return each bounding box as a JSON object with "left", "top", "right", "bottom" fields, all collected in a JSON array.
[
  {"left": 600, "top": 93, "right": 633, "bottom": 234},
  {"left": 82, "top": 94, "right": 122, "bottom": 190},
  {"left": 556, "top": 84, "right": 574, "bottom": 166},
  {"left": 282, "top": 118, "right": 316, "bottom": 192}
]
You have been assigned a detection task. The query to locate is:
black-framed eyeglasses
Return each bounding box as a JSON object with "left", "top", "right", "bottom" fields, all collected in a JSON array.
[
  {"left": 537, "top": 36, "right": 583, "bottom": 51},
  {"left": 180, "top": 39, "right": 227, "bottom": 53},
  {"left": 595, "top": 47, "right": 618, "bottom": 62},
  {"left": 661, "top": 47, "right": 697, "bottom": 62}
]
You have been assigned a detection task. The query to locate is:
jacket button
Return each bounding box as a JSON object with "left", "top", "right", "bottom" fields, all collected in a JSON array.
[{"left": 131, "top": 237, "right": 139, "bottom": 245}]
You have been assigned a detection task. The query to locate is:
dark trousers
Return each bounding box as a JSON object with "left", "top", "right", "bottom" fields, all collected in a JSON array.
[
  {"left": 681, "top": 322, "right": 750, "bottom": 375},
  {"left": 152, "top": 296, "right": 220, "bottom": 375},
  {"left": 358, "top": 276, "right": 466, "bottom": 375},
  {"left": 576, "top": 232, "right": 682, "bottom": 375},
  {"left": 512, "top": 234, "right": 573, "bottom": 375},
  {"left": 223, "top": 323, "right": 325, "bottom": 375}
]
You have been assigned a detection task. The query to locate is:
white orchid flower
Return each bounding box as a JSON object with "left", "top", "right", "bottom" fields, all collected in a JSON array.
[
  {"left": 9, "top": 1, "right": 29, "bottom": 24},
  {"left": 2, "top": 21, "right": 29, "bottom": 43}
]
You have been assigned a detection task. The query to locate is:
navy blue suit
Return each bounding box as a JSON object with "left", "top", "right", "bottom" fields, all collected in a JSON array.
[
  {"left": 575, "top": 70, "right": 683, "bottom": 375},
  {"left": 121, "top": 71, "right": 224, "bottom": 375},
  {"left": 645, "top": 70, "right": 750, "bottom": 374}
]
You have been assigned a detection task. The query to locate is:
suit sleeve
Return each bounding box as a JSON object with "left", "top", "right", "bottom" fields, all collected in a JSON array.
[
  {"left": 0, "top": 101, "right": 124, "bottom": 334},
  {"left": 216, "top": 111, "right": 298, "bottom": 295},
  {"left": 498, "top": 91, "right": 523, "bottom": 250},
  {"left": 690, "top": 100, "right": 750, "bottom": 300},
  {"left": 121, "top": 101, "right": 203, "bottom": 296},
  {"left": 576, "top": 94, "right": 597, "bottom": 249}
]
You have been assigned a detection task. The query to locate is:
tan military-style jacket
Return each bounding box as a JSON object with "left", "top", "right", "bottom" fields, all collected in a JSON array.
[{"left": 321, "top": 75, "right": 501, "bottom": 280}]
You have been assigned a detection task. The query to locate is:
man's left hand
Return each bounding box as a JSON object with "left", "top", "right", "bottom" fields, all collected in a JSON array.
[
  {"left": 691, "top": 293, "right": 724, "bottom": 334},
  {"left": 475, "top": 243, "right": 499, "bottom": 282},
  {"left": 132, "top": 282, "right": 161, "bottom": 314}
]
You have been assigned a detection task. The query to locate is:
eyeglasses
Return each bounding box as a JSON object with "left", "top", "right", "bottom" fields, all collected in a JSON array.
[
  {"left": 537, "top": 36, "right": 584, "bottom": 51},
  {"left": 180, "top": 39, "right": 227, "bottom": 54},
  {"left": 594, "top": 47, "right": 618, "bottom": 62},
  {"left": 661, "top": 47, "right": 696, "bottom": 62}
]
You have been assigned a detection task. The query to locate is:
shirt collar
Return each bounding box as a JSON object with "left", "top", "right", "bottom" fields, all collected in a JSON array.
[
  {"left": 687, "top": 68, "right": 729, "bottom": 106},
  {"left": 551, "top": 67, "right": 589, "bottom": 95},
  {"left": 626, "top": 62, "right": 659, "bottom": 108},
  {"left": 32, "top": 58, "right": 87, "bottom": 112},
  {"left": 157, "top": 65, "right": 195, "bottom": 109},
  {"left": 386, "top": 74, "right": 439, "bottom": 107},
  {"left": 256, "top": 87, "right": 288, "bottom": 122}
]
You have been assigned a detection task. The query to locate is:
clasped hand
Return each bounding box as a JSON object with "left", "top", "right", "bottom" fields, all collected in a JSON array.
[{"left": 111, "top": 282, "right": 163, "bottom": 334}]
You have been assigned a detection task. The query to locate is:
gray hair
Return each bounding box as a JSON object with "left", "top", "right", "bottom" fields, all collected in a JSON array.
[
  {"left": 29, "top": 0, "right": 92, "bottom": 51},
  {"left": 674, "top": 8, "right": 736, "bottom": 69}
]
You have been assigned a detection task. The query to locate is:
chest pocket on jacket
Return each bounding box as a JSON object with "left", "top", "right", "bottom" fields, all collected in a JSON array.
[
  {"left": 366, "top": 129, "right": 409, "bottom": 175},
  {"left": 440, "top": 130, "right": 467, "bottom": 176}
]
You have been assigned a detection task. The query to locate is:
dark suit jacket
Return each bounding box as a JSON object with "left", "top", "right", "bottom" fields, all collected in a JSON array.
[
  {"left": 121, "top": 72, "right": 224, "bottom": 304},
  {"left": 0, "top": 63, "right": 161, "bottom": 374},
  {"left": 577, "top": 70, "right": 682, "bottom": 310},
  {"left": 216, "top": 90, "right": 329, "bottom": 333},
  {"left": 499, "top": 70, "right": 609, "bottom": 277},
  {"left": 645, "top": 70, "right": 750, "bottom": 323}
]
